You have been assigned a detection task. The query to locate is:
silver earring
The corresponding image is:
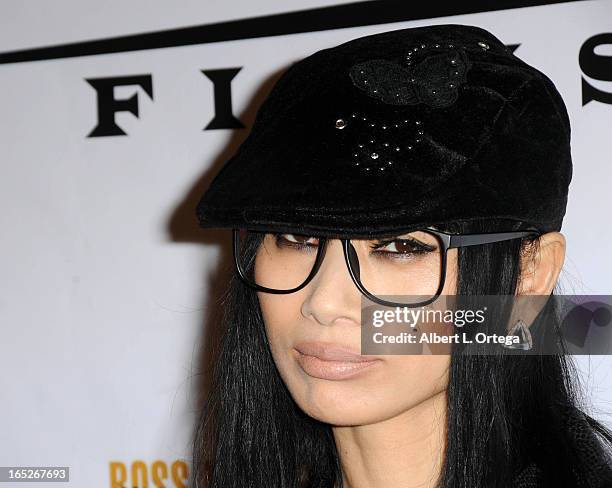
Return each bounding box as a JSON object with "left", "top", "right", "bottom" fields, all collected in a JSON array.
[{"left": 504, "top": 318, "right": 533, "bottom": 351}]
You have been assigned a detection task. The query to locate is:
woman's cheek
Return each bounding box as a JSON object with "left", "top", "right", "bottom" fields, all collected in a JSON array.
[{"left": 259, "top": 293, "right": 301, "bottom": 372}]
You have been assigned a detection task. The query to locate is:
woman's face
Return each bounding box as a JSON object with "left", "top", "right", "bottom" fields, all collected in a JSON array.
[{"left": 257, "top": 233, "right": 458, "bottom": 426}]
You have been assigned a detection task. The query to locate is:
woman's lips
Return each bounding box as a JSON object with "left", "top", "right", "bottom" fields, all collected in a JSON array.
[{"left": 294, "top": 341, "right": 382, "bottom": 380}]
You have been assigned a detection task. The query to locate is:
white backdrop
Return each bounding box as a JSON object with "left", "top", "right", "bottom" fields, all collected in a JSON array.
[{"left": 1, "top": 1, "right": 611, "bottom": 486}]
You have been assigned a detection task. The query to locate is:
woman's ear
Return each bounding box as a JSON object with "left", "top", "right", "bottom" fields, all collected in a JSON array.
[{"left": 517, "top": 232, "right": 566, "bottom": 296}]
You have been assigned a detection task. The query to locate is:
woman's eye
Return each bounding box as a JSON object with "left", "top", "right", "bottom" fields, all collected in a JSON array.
[
  {"left": 372, "top": 238, "right": 435, "bottom": 256},
  {"left": 275, "top": 233, "right": 319, "bottom": 249}
]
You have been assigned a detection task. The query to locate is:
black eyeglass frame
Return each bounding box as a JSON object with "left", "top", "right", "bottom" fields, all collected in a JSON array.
[{"left": 232, "top": 227, "right": 541, "bottom": 308}]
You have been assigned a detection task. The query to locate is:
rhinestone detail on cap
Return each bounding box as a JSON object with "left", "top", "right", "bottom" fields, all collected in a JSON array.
[
  {"left": 332, "top": 39, "right": 496, "bottom": 173},
  {"left": 337, "top": 111, "right": 425, "bottom": 173}
]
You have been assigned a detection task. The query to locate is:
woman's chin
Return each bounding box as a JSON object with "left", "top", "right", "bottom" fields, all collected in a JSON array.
[
  {"left": 287, "top": 380, "right": 396, "bottom": 426},
  {"left": 299, "top": 398, "right": 386, "bottom": 426}
]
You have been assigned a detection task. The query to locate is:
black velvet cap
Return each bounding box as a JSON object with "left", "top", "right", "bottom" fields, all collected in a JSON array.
[{"left": 195, "top": 23, "right": 572, "bottom": 238}]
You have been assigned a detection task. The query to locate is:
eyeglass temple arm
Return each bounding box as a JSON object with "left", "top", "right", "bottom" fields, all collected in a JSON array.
[{"left": 448, "top": 231, "right": 539, "bottom": 249}]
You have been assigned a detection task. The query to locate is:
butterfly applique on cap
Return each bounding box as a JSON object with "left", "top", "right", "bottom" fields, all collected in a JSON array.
[{"left": 349, "top": 44, "right": 473, "bottom": 109}]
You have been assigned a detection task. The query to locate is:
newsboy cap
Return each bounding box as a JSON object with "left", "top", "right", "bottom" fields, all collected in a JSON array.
[{"left": 195, "top": 23, "right": 572, "bottom": 238}]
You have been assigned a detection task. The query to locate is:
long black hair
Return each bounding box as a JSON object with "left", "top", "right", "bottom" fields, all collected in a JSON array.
[{"left": 191, "top": 218, "right": 612, "bottom": 487}]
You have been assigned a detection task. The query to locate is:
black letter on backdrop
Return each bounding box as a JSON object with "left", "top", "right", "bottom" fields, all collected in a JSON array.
[
  {"left": 86, "top": 74, "right": 153, "bottom": 137},
  {"left": 201, "top": 68, "right": 245, "bottom": 130},
  {"left": 580, "top": 33, "right": 612, "bottom": 106}
]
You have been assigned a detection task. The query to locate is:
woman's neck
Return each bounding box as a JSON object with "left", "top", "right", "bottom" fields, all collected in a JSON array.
[{"left": 332, "top": 389, "right": 447, "bottom": 488}]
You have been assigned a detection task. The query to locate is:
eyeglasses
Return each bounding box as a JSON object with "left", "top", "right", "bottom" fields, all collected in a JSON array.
[{"left": 232, "top": 227, "right": 540, "bottom": 308}]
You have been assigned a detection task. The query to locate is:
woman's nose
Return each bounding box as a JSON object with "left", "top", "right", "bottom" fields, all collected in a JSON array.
[{"left": 300, "top": 239, "right": 362, "bottom": 327}]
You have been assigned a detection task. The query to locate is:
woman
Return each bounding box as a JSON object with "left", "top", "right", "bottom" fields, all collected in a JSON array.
[{"left": 191, "top": 24, "right": 612, "bottom": 487}]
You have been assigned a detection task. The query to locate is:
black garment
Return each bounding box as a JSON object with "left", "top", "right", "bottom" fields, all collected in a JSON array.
[{"left": 512, "top": 407, "right": 612, "bottom": 487}]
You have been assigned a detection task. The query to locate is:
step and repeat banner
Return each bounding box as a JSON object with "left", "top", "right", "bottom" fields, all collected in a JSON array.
[{"left": 1, "top": 0, "right": 611, "bottom": 486}]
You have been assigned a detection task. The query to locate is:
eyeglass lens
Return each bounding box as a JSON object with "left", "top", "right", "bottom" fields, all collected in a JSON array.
[{"left": 235, "top": 229, "right": 444, "bottom": 305}]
